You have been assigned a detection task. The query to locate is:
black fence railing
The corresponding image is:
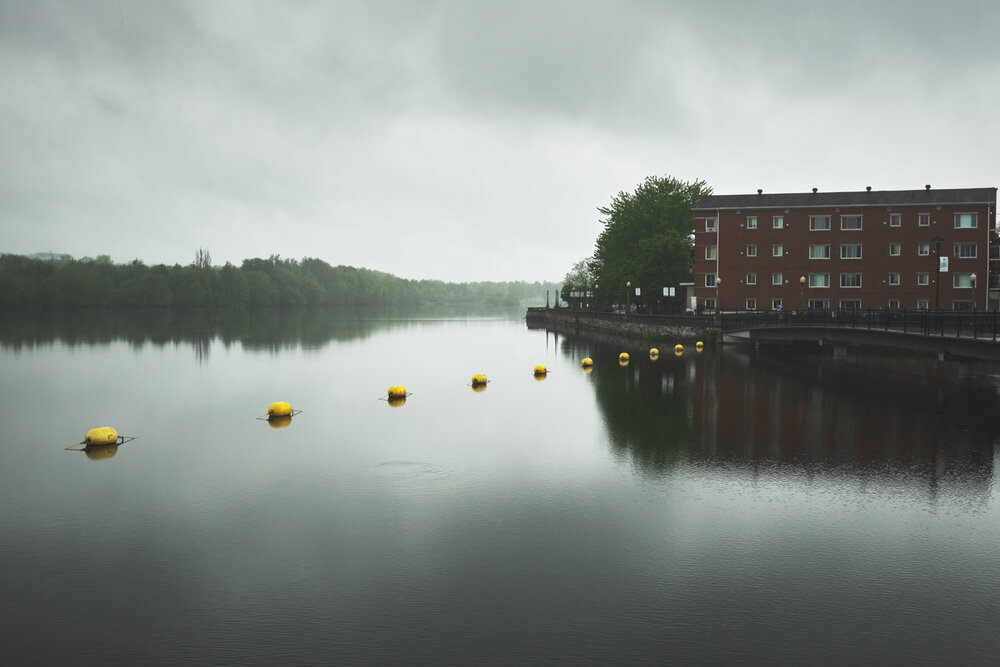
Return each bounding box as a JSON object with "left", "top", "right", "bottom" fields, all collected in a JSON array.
[{"left": 720, "top": 308, "right": 1000, "bottom": 341}]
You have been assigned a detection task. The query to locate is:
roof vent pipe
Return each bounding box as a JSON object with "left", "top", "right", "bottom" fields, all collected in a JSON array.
[
  {"left": 925, "top": 184, "right": 931, "bottom": 190},
  {"left": 757, "top": 189, "right": 762, "bottom": 195},
  {"left": 812, "top": 187, "right": 818, "bottom": 193},
  {"left": 866, "top": 186, "right": 872, "bottom": 192}
]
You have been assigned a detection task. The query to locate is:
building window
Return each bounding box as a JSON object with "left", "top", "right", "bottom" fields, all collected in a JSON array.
[
  {"left": 917, "top": 243, "right": 929, "bottom": 256},
  {"left": 808, "top": 299, "right": 829, "bottom": 309},
  {"left": 917, "top": 272, "right": 929, "bottom": 286},
  {"left": 809, "top": 216, "right": 831, "bottom": 231},
  {"left": 954, "top": 243, "right": 977, "bottom": 258},
  {"left": 841, "top": 215, "right": 862, "bottom": 230},
  {"left": 772, "top": 298, "right": 782, "bottom": 310},
  {"left": 889, "top": 213, "right": 901, "bottom": 227},
  {"left": 772, "top": 272, "right": 783, "bottom": 285},
  {"left": 746, "top": 243, "right": 757, "bottom": 257},
  {"left": 888, "top": 298, "right": 901, "bottom": 309},
  {"left": 705, "top": 218, "right": 717, "bottom": 232},
  {"left": 809, "top": 244, "right": 831, "bottom": 259},
  {"left": 808, "top": 273, "right": 830, "bottom": 288},
  {"left": 889, "top": 242, "right": 901, "bottom": 256},
  {"left": 918, "top": 213, "right": 930, "bottom": 226},
  {"left": 841, "top": 243, "right": 862, "bottom": 259},
  {"left": 705, "top": 273, "right": 716, "bottom": 288},
  {"left": 704, "top": 298, "right": 716, "bottom": 311},
  {"left": 773, "top": 216, "right": 784, "bottom": 229},
  {"left": 953, "top": 272, "right": 974, "bottom": 288},
  {"left": 746, "top": 216, "right": 757, "bottom": 229},
  {"left": 917, "top": 299, "right": 929, "bottom": 309},
  {"left": 746, "top": 272, "right": 757, "bottom": 285},
  {"left": 955, "top": 213, "right": 977, "bottom": 229},
  {"left": 746, "top": 298, "right": 757, "bottom": 311},
  {"left": 840, "top": 299, "right": 862, "bottom": 309},
  {"left": 772, "top": 244, "right": 783, "bottom": 257},
  {"left": 840, "top": 272, "right": 862, "bottom": 288},
  {"left": 889, "top": 272, "right": 900, "bottom": 286},
  {"left": 705, "top": 245, "right": 717, "bottom": 260}
]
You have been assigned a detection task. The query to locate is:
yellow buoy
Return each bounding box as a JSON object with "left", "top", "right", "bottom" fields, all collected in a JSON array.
[
  {"left": 84, "top": 443, "right": 118, "bottom": 461},
  {"left": 84, "top": 426, "right": 119, "bottom": 446},
  {"left": 675, "top": 344, "right": 684, "bottom": 353},
  {"left": 533, "top": 365, "right": 547, "bottom": 376},
  {"left": 649, "top": 348, "right": 659, "bottom": 359},
  {"left": 581, "top": 358, "right": 594, "bottom": 368},
  {"left": 471, "top": 373, "right": 488, "bottom": 386},
  {"left": 267, "top": 401, "right": 293, "bottom": 418},
  {"left": 696, "top": 341, "right": 704, "bottom": 351},
  {"left": 387, "top": 385, "right": 407, "bottom": 399},
  {"left": 619, "top": 352, "right": 629, "bottom": 362},
  {"left": 675, "top": 348, "right": 683, "bottom": 357}
]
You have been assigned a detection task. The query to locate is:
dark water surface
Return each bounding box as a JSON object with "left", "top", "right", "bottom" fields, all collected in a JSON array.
[{"left": 2, "top": 308, "right": 999, "bottom": 665}]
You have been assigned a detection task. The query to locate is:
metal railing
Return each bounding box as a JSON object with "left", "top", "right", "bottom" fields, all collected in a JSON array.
[{"left": 720, "top": 308, "right": 1000, "bottom": 341}]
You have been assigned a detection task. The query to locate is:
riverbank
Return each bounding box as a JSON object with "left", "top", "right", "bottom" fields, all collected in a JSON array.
[{"left": 525, "top": 307, "right": 719, "bottom": 343}]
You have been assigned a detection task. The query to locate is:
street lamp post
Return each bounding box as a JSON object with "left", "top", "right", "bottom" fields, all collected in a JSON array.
[
  {"left": 626, "top": 281, "right": 631, "bottom": 315},
  {"left": 715, "top": 276, "right": 722, "bottom": 313},
  {"left": 934, "top": 235, "right": 944, "bottom": 310},
  {"left": 971, "top": 272, "right": 977, "bottom": 310},
  {"left": 799, "top": 275, "right": 806, "bottom": 310}
]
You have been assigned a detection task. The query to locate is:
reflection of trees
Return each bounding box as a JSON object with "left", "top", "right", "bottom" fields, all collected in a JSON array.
[{"left": 0, "top": 305, "right": 523, "bottom": 354}]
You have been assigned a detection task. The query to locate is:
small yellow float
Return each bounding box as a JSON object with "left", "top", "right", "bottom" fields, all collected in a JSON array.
[
  {"left": 65, "top": 427, "right": 136, "bottom": 459},
  {"left": 257, "top": 401, "right": 302, "bottom": 423},
  {"left": 696, "top": 341, "right": 704, "bottom": 352},
  {"left": 471, "top": 374, "right": 488, "bottom": 386},
  {"left": 387, "top": 385, "right": 408, "bottom": 399},
  {"left": 649, "top": 348, "right": 659, "bottom": 359}
]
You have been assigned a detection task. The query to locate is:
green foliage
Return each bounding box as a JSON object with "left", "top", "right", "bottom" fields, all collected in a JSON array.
[
  {"left": 589, "top": 175, "right": 711, "bottom": 308},
  {"left": 0, "top": 253, "right": 558, "bottom": 309}
]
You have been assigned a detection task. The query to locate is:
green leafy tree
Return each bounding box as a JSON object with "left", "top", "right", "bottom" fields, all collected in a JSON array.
[{"left": 591, "top": 175, "right": 711, "bottom": 309}]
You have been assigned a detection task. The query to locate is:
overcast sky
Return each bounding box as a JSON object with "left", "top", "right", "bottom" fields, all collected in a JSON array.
[{"left": 2, "top": 1, "right": 998, "bottom": 282}]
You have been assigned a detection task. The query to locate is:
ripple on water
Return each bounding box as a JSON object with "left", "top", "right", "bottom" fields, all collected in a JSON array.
[{"left": 335, "top": 460, "right": 487, "bottom": 496}]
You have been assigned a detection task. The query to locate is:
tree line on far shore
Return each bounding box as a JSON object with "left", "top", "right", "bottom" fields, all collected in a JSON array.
[{"left": 0, "top": 253, "right": 556, "bottom": 308}]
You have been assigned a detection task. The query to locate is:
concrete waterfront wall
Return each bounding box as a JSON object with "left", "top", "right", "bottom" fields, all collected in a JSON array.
[{"left": 526, "top": 307, "right": 719, "bottom": 342}]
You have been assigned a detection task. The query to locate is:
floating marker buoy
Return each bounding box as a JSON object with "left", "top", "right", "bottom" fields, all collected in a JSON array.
[
  {"left": 675, "top": 348, "right": 683, "bottom": 357},
  {"left": 675, "top": 344, "right": 684, "bottom": 353},
  {"left": 387, "top": 395, "right": 407, "bottom": 407},
  {"left": 471, "top": 373, "right": 488, "bottom": 386},
  {"left": 268, "top": 401, "right": 293, "bottom": 418},
  {"left": 619, "top": 352, "right": 629, "bottom": 362},
  {"left": 696, "top": 341, "right": 704, "bottom": 351},
  {"left": 84, "top": 426, "right": 119, "bottom": 446},
  {"left": 581, "top": 357, "right": 594, "bottom": 368},
  {"left": 533, "top": 365, "right": 547, "bottom": 376},
  {"left": 649, "top": 348, "right": 659, "bottom": 359},
  {"left": 387, "top": 385, "right": 407, "bottom": 399}
]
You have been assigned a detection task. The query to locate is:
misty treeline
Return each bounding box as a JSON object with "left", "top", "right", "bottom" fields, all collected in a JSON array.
[{"left": 0, "top": 253, "right": 555, "bottom": 308}]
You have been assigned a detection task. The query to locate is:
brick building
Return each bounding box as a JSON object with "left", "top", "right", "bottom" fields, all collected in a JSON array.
[{"left": 692, "top": 186, "right": 997, "bottom": 312}]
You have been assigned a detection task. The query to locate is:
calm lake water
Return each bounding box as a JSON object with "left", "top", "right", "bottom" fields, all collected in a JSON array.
[{"left": 2, "top": 307, "right": 999, "bottom": 665}]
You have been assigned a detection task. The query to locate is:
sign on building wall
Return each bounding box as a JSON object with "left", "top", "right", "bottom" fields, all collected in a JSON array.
[
  {"left": 940, "top": 256, "right": 949, "bottom": 273},
  {"left": 635, "top": 287, "right": 641, "bottom": 296}
]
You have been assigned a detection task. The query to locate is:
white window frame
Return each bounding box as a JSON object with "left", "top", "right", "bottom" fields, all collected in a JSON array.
[
  {"left": 746, "top": 272, "right": 757, "bottom": 286},
  {"left": 918, "top": 213, "right": 930, "bottom": 226},
  {"left": 772, "top": 298, "right": 782, "bottom": 310},
  {"left": 889, "top": 243, "right": 901, "bottom": 256},
  {"left": 809, "top": 215, "right": 831, "bottom": 231},
  {"left": 773, "top": 216, "right": 784, "bottom": 229},
  {"left": 746, "top": 216, "right": 757, "bottom": 229},
  {"left": 705, "top": 245, "right": 717, "bottom": 260},
  {"left": 955, "top": 213, "right": 977, "bottom": 229},
  {"left": 889, "top": 272, "right": 900, "bottom": 286},
  {"left": 954, "top": 243, "right": 977, "bottom": 258},
  {"left": 917, "top": 272, "right": 929, "bottom": 286},
  {"left": 705, "top": 273, "right": 716, "bottom": 288},
  {"left": 705, "top": 218, "right": 717, "bottom": 232},
  {"left": 808, "top": 272, "right": 830, "bottom": 288},
  {"left": 917, "top": 243, "right": 929, "bottom": 256},
  {"left": 840, "top": 299, "right": 862, "bottom": 309},
  {"left": 746, "top": 243, "right": 757, "bottom": 257},
  {"left": 953, "top": 272, "right": 974, "bottom": 288},
  {"left": 840, "top": 215, "right": 862, "bottom": 231},
  {"left": 840, "top": 272, "right": 862, "bottom": 288},
  {"left": 746, "top": 298, "right": 757, "bottom": 311},
  {"left": 889, "top": 213, "right": 901, "bottom": 227},
  {"left": 808, "top": 298, "right": 829, "bottom": 309},
  {"left": 840, "top": 243, "right": 862, "bottom": 260},
  {"left": 772, "top": 243, "right": 783, "bottom": 257},
  {"left": 809, "top": 244, "right": 831, "bottom": 260},
  {"left": 888, "top": 298, "right": 901, "bottom": 309},
  {"left": 917, "top": 299, "right": 929, "bottom": 309},
  {"left": 771, "top": 272, "right": 783, "bottom": 286}
]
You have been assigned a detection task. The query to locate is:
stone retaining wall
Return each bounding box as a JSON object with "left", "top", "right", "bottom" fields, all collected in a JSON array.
[{"left": 526, "top": 308, "right": 719, "bottom": 342}]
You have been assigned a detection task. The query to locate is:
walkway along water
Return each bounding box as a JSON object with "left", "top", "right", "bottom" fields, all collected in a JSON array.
[{"left": 527, "top": 307, "right": 1000, "bottom": 361}]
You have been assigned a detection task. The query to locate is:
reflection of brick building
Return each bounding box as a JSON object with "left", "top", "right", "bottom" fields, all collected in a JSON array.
[{"left": 692, "top": 186, "right": 997, "bottom": 312}]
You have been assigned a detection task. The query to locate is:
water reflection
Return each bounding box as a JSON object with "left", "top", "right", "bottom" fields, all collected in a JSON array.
[{"left": 575, "top": 338, "right": 998, "bottom": 502}]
